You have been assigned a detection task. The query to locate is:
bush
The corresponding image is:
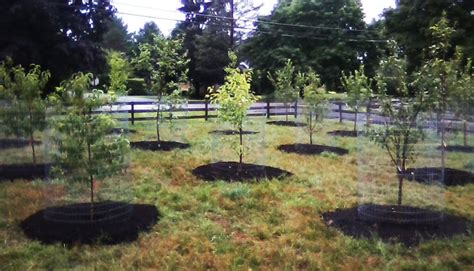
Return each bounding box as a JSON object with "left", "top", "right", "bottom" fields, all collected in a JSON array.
[{"left": 127, "top": 78, "right": 148, "bottom": 95}]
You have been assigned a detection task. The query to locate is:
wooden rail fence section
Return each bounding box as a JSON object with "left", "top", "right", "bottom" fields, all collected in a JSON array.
[{"left": 97, "top": 100, "right": 369, "bottom": 125}]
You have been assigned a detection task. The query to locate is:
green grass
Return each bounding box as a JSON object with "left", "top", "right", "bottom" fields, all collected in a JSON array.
[{"left": 0, "top": 117, "right": 473, "bottom": 270}]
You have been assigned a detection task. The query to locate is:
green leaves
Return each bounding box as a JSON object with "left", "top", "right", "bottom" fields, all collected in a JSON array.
[
  {"left": 300, "top": 70, "right": 328, "bottom": 143},
  {"left": 107, "top": 51, "right": 130, "bottom": 96},
  {"left": 268, "top": 59, "right": 299, "bottom": 104},
  {"left": 342, "top": 64, "right": 373, "bottom": 109},
  {"left": 50, "top": 73, "right": 130, "bottom": 187}
]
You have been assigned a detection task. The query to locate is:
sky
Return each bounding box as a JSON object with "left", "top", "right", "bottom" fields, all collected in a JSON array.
[{"left": 112, "top": 0, "right": 395, "bottom": 35}]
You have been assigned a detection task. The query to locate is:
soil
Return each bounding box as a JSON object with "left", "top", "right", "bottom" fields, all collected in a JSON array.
[
  {"left": 437, "top": 145, "right": 474, "bottom": 153},
  {"left": 20, "top": 202, "right": 159, "bottom": 245},
  {"left": 327, "top": 130, "right": 359, "bottom": 137},
  {"left": 209, "top": 130, "right": 258, "bottom": 135},
  {"left": 0, "top": 139, "right": 41, "bottom": 149},
  {"left": 266, "top": 121, "right": 306, "bottom": 127},
  {"left": 130, "top": 141, "right": 190, "bottom": 151},
  {"left": 0, "top": 163, "right": 51, "bottom": 181},
  {"left": 278, "top": 144, "right": 349, "bottom": 156},
  {"left": 109, "top": 128, "right": 137, "bottom": 134},
  {"left": 406, "top": 167, "right": 474, "bottom": 186},
  {"left": 322, "top": 205, "right": 472, "bottom": 246},
  {"left": 192, "top": 161, "right": 293, "bottom": 182}
]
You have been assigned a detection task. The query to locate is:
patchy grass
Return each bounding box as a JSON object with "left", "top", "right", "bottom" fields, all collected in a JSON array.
[{"left": 0, "top": 117, "right": 473, "bottom": 270}]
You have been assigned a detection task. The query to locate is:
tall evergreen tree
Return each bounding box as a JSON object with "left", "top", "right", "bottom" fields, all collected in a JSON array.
[{"left": 102, "top": 16, "right": 132, "bottom": 54}]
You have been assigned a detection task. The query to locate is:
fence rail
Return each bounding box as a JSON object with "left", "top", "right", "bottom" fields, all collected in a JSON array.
[{"left": 96, "top": 100, "right": 358, "bottom": 125}]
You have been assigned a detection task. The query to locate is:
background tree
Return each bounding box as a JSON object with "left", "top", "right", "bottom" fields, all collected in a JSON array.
[
  {"left": 299, "top": 70, "right": 328, "bottom": 145},
  {"left": 268, "top": 59, "right": 299, "bottom": 121},
  {"left": 209, "top": 52, "right": 258, "bottom": 164},
  {"left": 107, "top": 51, "right": 130, "bottom": 96},
  {"left": 132, "top": 35, "right": 188, "bottom": 143},
  {"left": 383, "top": 0, "right": 474, "bottom": 72},
  {"left": 0, "top": 61, "right": 50, "bottom": 165},
  {"left": 49, "top": 73, "right": 129, "bottom": 217},
  {"left": 0, "top": 0, "right": 114, "bottom": 91},
  {"left": 102, "top": 16, "right": 133, "bottom": 54},
  {"left": 133, "top": 22, "right": 163, "bottom": 48},
  {"left": 242, "top": 0, "right": 375, "bottom": 92},
  {"left": 371, "top": 43, "right": 426, "bottom": 206},
  {"left": 341, "top": 64, "right": 373, "bottom": 134}
]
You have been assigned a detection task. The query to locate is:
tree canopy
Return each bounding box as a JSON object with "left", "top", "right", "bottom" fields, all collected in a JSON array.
[
  {"left": 0, "top": 0, "right": 115, "bottom": 90},
  {"left": 242, "top": 0, "right": 378, "bottom": 92}
]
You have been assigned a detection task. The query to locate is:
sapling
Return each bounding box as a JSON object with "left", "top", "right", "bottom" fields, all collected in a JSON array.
[
  {"left": 299, "top": 70, "right": 328, "bottom": 145},
  {"left": 0, "top": 61, "right": 50, "bottom": 165},
  {"left": 208, "top": 52, "right": 258, "bottom": 164},
  {"left": 268, "top": 59, "right": 298, "bottom": 121},
  {"left": 341, "top": 65, "right": 372, "bottom": 134},
  {"left": 49, "top": 73, "right": 129, "bottom": 218},
  {"left": 451, "top": 58, "right": 473, "bottom": 146},
  {"left": 371, "top": 42, "right": 426, "bottom": 206},
  {"left": 107, "top": 50, "right": 130, "bottom": 96},
  {"left": 132, "top": 34, "right": 188, "bottom": 143}
]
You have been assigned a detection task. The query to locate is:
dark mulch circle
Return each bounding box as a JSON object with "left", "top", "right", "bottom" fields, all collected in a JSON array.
[
  {"left": 0, "top": 163, "right": 51, "bottom": 181},
  {"left": 131, "top": 141, "right": 190, "bottom": 151},
  {"left": 209, "top": 130, "right": 259, "bottom": 135},
  {"left": 109, "top": 128, "right": 137, "bottom": 134},
  {"left": 327, "top": 130, "right": 359, "bottom": 137},
  {"left": 406, "top": 167, "right": 474, "bottom": 186},
  {"left": 20, "top": 202, "right": 159, "bottom": 245},
  {"left": 266, "top": 121, "right": 306, "bottom": 127},
  {"left": 437, "top": 145, "right": 474, "bottom": 153},
  {"left": 192, "top": 161, "right": 293, "bottom": 182},
  {"left": 0, "top": 139, "right": 41, "bottom": 149},
  {"left": 322, "top": 205, "right": 472, "bottom": 246},
  {"left": 277, "top": 144, "right": 349, "bottom": 156}
]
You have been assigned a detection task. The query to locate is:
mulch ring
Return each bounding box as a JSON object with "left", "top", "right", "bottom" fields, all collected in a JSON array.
[
  {"left": 131, "top": 141, "right": 190, "bottom": 151},
  {"left": 0, "top": 163, "right": 51, "bottom": 181},
  {"left": 437, "top": 145, "right": 474, "bottom": 153},
  {"left": 322, "top": 205, "right": 472, "bottom": 246},
  {"left": 266, "top": 121, "right": 306, "bottom": 127},
  {"left": 192, "top": 161, "right": 293, "bottom": 182},
  {"left": 0, "top": 139, "right": 41, "bottom": 149},
  {"left": 278, "top": 144, "right": 349, "bottom": 156},
  {"left": 406, "top": 167, "right": 474, "bottom": 186},
  {"left": 327, "top": 130, "right": 359, "bottom": 137},
  {"left": 20, "top": 202, "right": 159, "bottom": 245},
  {"left": 209, "top": 130, "right": 259, "bottom": 135}
]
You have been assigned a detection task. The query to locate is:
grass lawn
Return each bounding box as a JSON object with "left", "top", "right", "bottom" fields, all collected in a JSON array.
[{"left": 0, "top": 117, "right": 473, "bottom": 270}]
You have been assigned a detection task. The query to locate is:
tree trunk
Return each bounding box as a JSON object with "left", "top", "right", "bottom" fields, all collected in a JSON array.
[
  {"left": 397, "top": 174, "right": 403, "bottom": 206},
  {"left": 87, "top": 141, "right": 94, "bottom": 221},
  {"left": 366, "top": 99, "right": 371, "bottom": 131},
  {"left": 239, "top": 126, "right": 243, "bottom": 164},
  {"left": 156, "top": 95, "right": 161, "bottom": 142},
  {"left": 285, "top": 104, "right": 289, "bottom": 121},
  {"left": 309, "top": 112, "right": 313, "bottom": 145},
  {"left": 464, "top": 120, "right": 468, "bottom": 147},
  {"left": 353, "top": 109, "right": 358, "bottom": 134},
  {"left": 28, "top": 109, "right": 36, "bottom": 165},
  {"left": 441, "top": 120, "right": 446, "bottom": 183}
]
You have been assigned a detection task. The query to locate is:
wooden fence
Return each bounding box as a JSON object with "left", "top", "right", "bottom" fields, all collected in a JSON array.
[{"left": 99, "top": 100, "right": 354, "bottom": 125}]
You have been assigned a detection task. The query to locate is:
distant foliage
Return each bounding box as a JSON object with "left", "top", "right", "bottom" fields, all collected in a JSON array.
[
  {"left": 107, "top": 51, "right": 130, "bottom": 96},
  {"left": 268, "top": 59, "right": 299, "bottom": 121}
]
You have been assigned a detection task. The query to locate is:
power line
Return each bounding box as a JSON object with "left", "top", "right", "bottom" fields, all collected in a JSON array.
[
  {"left": 116, "top": 11, "right": 388, "bottom": 43},
  {"left": 112, "top": 1, "right": 379, "bottom": 34}
]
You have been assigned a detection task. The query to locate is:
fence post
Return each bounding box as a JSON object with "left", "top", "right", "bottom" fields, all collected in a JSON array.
[
  {"left": 131, "top": 102, "right": 135, "bottom": 125},
  {"left": 294, "top": 101, "right": 298, "bottom": 118},
  {"left": 338, "top": 103, "right": 342, "bottom": 123},
  {"left": 205, "top": 101, "right": 209, "bottom": 121},
  {"left": 266, "top": 100, "right": 270, "bottom": 119}
]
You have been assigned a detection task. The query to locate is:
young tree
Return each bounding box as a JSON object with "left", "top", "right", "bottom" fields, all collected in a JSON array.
[
  {"left": 268, "top": 59, "right": 299, "bottom": 121},
  {"left": 0, "top": 61, "right": 50, "bottom": 165},
  {"left": 341, "top": 65, "right": 373, "bottom": 134},
  {"left": 413, "top": 14, "right": 462, "bottom": 172},
  {"left": 298, "top": 70, "right": 328, "bottom": 145},
  {"left": 209, "top": 52, "right": 258, "bottom": 164},
  {"left": 49, "top": 73, "right": 129, "bottom": 218},
  {"left": 451, "top": 57, "right": 474, "bottom": 146},
  {"left": 132, "top": 34, "right": 189, "bottom": 143},
  {"left": 371, "top": 42, "right": 426, "bottom": 206},
  {"left": 107, "top": 51, "right": 130, "bottom": 96}
]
